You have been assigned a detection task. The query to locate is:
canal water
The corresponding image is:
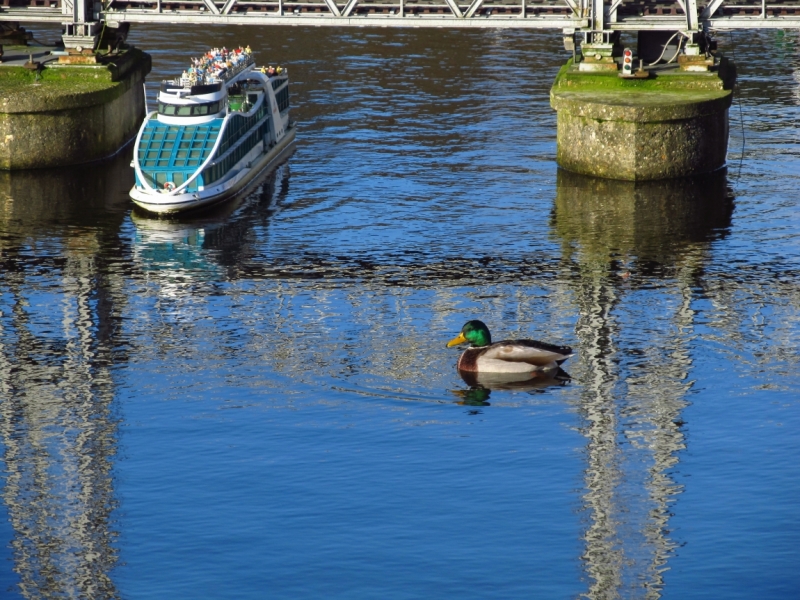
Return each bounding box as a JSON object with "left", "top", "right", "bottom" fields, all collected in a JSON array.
[{"left": 1, "top": 24, "right": 799, "bottom": 599}]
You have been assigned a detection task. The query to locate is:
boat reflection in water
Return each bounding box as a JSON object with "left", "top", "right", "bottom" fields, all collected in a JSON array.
[
  {"left": 552, "top": 168, "right": 733, "bottom": 598},
  {"left": 130, "top": 159, "right": 291, "bottom": 287}
]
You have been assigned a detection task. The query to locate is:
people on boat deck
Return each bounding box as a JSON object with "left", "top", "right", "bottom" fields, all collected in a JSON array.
[{"left": 180, "top": 46, "right": 254, "bottom": 86}]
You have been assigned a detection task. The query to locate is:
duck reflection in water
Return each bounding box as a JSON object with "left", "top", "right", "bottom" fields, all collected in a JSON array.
[{"left": 453, "top": 368, "right": 572, "bottom": 406}]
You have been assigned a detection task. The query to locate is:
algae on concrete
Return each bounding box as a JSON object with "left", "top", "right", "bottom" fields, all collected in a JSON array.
[{"left": 551, "top": 57, "right": 735, "bottom": 94}]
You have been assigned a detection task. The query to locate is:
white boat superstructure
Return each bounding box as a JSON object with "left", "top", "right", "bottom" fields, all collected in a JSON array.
[{"left": 130, "top": 46, "right": 295, "bottom": 214}]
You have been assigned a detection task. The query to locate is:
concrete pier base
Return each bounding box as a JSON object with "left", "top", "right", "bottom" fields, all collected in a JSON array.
[
  {"left": 550, "top": 58, "right": 736, "bottom": 181},
  {"left": 0, "top": 46, "right": 151, "bottom": 170}
]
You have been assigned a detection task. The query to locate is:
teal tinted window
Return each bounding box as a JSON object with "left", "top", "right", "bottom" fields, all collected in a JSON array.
[{"left": 136, "top": 120, "right": 222, "bottom": 193}]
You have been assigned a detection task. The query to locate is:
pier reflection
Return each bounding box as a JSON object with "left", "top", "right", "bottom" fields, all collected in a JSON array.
[
  {"left": 0, "top": 152, "right": 133, "bottom": 229},
  {"left": 0, "top": 156, "right": 291, "bottom": 598},
  {"left": 0, "top": 154, "right": 133, "bottom": 598},
  {"left": 553, "top": 168, "right": 733, "bottom": 274},
  {"left": 552, "top": 169, "right": 733, "bottom": 598}
]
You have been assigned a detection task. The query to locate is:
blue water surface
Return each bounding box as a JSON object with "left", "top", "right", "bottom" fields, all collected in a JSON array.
[{"left": 1, "top": 24, "right": 799, "bottom": 600}]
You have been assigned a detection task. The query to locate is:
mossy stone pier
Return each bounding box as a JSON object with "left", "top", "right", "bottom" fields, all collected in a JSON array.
[
  {"left": 550, "top": 58, "right": 736, "bottom": 181},
  {"left": 0, "top": 47, "right": 151, "bottom": 170}
]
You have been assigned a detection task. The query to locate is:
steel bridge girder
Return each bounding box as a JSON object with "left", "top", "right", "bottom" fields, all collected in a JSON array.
[{"left": 3, "top": 0, "right": 800, "bottom": 31}]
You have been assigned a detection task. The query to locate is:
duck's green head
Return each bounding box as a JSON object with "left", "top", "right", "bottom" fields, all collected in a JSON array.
[{"left": 446, "top": 320, "right": 492, "bottom": 348}]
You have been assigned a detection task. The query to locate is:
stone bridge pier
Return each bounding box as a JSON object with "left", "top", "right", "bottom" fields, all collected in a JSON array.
[{"left": 550, "top": 35, "right": 736, "bottom": 181}]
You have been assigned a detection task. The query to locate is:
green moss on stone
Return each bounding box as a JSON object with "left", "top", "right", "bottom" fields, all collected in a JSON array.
[
  {"left": 0, "top": 48, "right": 151, "bottom": 169},
  {"left": 0, "top": 48, "right": 151, "bottom": 113},
  {"left": 551, "top": 57, "right": 736, "bottom": 94},
  {"left": 550, "top": 58, "right": 735, "bottom": 123}
]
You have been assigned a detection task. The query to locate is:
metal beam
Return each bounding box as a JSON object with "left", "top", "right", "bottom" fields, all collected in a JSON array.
[
  {"left": 5, "top": 2, "right": 800, "bottom": 30},
  {"left": 444, "top": 0, "right": 464, "bottom": 18},
  {"left": 700, "top": 0, "right": 725, "bottom": 18},
  {"left": 62, "top": 0, "right": 75, "bottom": 21},
  {"left": 608, "top": 0, "right": 623, "bottom": 17},
  {"left": 202, "top": 0, "right": 221, "bottom": 15},
  {"left": 561, "top": 0, "right": 580, "bottom": 16},
  {"left": 464, "top": 0, "right": 484, "bottom": 18},
  {"left": 322, "top": 0, "right": 342, "bottom": 16},
  {"left": 685, "top": 0, "right": 699, "bottom": 29},
  {"left": 342, "top": 0, "right": 359, "bottom": 17},
  {"left": 203, "top": 0, "right": 219, "bottom": 15},
  {"left": 97, "top": 12, "right": 589, "bottom": 27},
  {"left": 591, "top": 0, "right": 604, "bottom": 31}
]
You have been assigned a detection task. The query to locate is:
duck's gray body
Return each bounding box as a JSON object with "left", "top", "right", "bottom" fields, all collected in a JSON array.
[{"left": 456, "top": 339, "right": 573, "bottom": 373}]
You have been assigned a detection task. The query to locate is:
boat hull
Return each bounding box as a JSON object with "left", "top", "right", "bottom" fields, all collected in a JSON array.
[{"left": 130, "top": 125, "right": 296, "bottom": 215}]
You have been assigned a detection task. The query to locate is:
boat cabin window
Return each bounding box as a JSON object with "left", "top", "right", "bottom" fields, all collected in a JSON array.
[{"left": 159, "top": 101, "right": 222, "bottom": 117}]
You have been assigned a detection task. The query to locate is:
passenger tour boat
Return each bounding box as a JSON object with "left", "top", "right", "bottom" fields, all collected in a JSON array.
[{"left": 130, "top": 46, "right": 295, "bottom": 214}]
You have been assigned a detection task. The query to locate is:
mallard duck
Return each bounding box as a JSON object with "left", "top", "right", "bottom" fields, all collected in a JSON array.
[{"left": 446, "top": 320, "right": 573, "bottom": 373}]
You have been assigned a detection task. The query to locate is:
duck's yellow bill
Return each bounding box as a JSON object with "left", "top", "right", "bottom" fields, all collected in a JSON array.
[{"left": 447, "top": 332, "right": 468, "bottom": 347}]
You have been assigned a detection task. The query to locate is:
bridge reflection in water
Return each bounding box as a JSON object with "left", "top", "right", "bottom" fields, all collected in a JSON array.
[
  {"left": 553, "top": 169, "right": 733, "bottom": 597},
  {"left": 0, "top": 158, "right": 736, "bottom": 596},
  {"left": 0, "top": 155, "right": 134, "bottom": 598},
  {"left": 0, "top": 153, "right": 293, "bottom": 598}
]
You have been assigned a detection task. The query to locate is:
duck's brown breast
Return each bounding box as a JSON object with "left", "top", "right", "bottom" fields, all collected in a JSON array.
[{"left": 457, "top": 348, "right": 483, "bottom": 372}]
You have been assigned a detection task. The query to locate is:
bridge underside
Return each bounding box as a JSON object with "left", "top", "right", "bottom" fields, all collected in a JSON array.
[
  {"left": 0, "top": 0, "right": 762, "bottom": 178},
  {"left": 2, "top": 0, "right": 800, "bottom": 31}
]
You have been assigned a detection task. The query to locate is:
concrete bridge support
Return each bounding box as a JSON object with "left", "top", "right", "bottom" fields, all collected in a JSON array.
[
  {"left": 0, "top": 46, "right": 150, "bottom": 170},
  {"left": 550, "top": 53, "right": 736, "bottom": 181}
]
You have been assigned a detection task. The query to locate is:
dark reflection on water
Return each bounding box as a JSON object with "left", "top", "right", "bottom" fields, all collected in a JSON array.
[
  {"left": 0, "top": 151, "right": 132, "bottom": 227},
  {"left": 553, "top": 168, "right": 734, "bottom": 276},
  {"left": 1, "top": 24, "right": 799, "bottom": 600},
  {"left": 127, "top": 167, "right": 737, "bottom": 291}
]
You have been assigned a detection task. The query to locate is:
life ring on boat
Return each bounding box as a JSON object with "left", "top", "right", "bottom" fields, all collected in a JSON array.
[{"left": 163, "top": 181, "right": 176, "bottom": 192}]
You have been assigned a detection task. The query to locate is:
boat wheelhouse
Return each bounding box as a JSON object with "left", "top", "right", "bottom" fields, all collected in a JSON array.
[{"left": 130, "top": 46, "right": 295, "bottom": 214}]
